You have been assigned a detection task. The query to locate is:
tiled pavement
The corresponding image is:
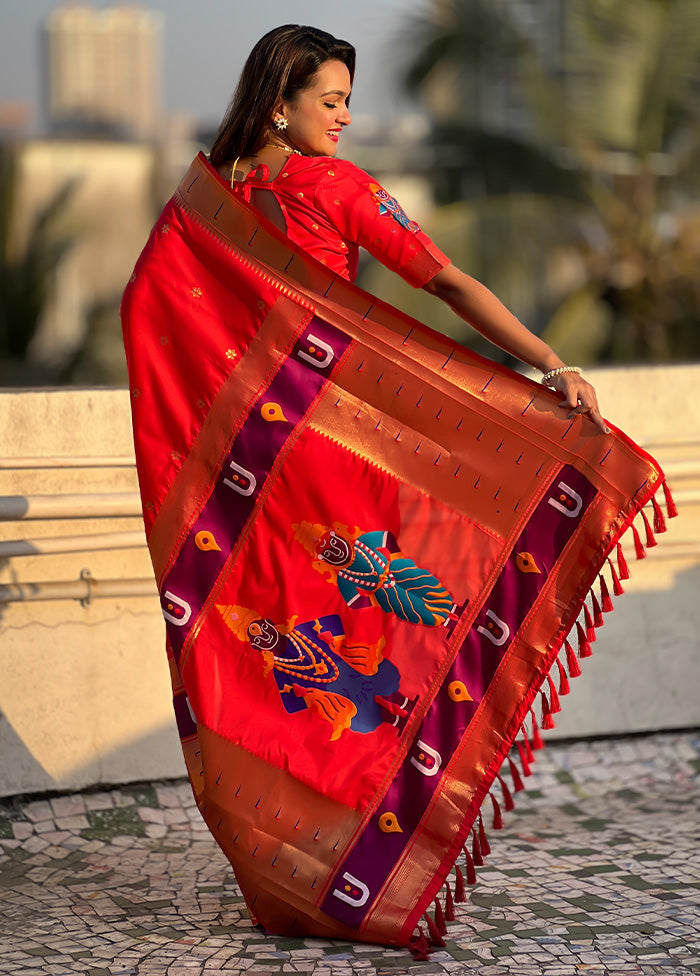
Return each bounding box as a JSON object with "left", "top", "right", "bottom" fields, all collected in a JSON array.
[{"left": 1, "top": 731, "right": 699, "bottom": 975}]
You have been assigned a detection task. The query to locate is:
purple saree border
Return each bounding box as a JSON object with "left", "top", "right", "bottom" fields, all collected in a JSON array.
[{"left": 160, "top": 316, "right": 352, "bottom": 662}]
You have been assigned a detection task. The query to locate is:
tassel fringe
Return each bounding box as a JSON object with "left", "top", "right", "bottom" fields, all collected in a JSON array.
[
  {"left": 530, "top": 712, "right": 544, "bottom": 749},
  {"left": 616, "top": 542, "right": 630, "bottom": 579},
  {"left": 546, "top": 674, "right": 561, "bottom": 713},
  {"left": 471, "top": 829, "right": 484, "bottom": 866},
  {"left": 409, "top": 925, "right": 431, "bottom": 960},
  {"left": 464, "top": 847, "right": 477, "bottom": 884},
  {"left": 576, "top": 620, "right": 592, "bottom": 658},
  {"left": 662, "top": 480, "right": 678, "bottom": 518},
  {"left": 454, "top": 864, "right": 466, "bottom": 902},
  {"left": 490, "top": 793, "right": 503, "bottom": 831},
  {"left": 414, "top": 480, "right": 675, "bottom": 949},
  {"left": 424, "top": 910, "right": 445, "bottom": 947},
  {"left": 478, "top": 815, "right": 491, "bottom": 855},
  {"left": 517, "top": 739, "right": 532, "bottom": 776},
  {"left": 565, "top": 638, "right": 581, "bottom": 677},
  {"left": 556, "top": 657, "right": 570, "bottom": 696},
  {"left": 591, "top": 589, "right": 604, "bottom": 627},
  {"left": 541, "top": 692, "right": 555, "bottom": 729},
  {"left": 631, "top": 522, "right": 646, "bottom": 559},
  {"left": 652, "top": 495, "right": 666, "bottom": 534},
  {"left": 445, "top": 881, "right": 455, "bottom": 922},
  {"left": 608, "top": 557, "right": 624, "bottom": 596},
  {"left": 434, "top": 897, "right": 447, "bottom": 936},
  {"left": 599, "top": 573, "right": 613, "bottom": 612},
  {"left": 640, "top": 509, "right": 657, "bottom": 548},
  {"left": 497, "top": 773, "right": 515, "bottom": 811},
  {"left": 508, "top": 756, "right": 525, "bottom": 792}
]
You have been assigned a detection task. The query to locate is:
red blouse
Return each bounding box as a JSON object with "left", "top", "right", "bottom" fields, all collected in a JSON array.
[{"left": 228, "top": 154, "right": 450, "bottom": 286}]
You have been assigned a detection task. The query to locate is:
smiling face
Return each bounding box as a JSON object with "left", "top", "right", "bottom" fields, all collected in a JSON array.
[{"left": 277, "top": 59, "right": 352, "bottom": 157}]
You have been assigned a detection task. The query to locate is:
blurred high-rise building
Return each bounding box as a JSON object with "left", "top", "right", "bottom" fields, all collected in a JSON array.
[{"left": 44, "top": 3, "right": 164, "bottom": 139}]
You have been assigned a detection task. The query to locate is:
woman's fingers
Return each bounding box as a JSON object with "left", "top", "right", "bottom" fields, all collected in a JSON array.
[
  {"left": 589, "top": 407, "right": 611, "bottom": 435},
  {"left": 555, "top": 378, "right": 610, "bottom": 434}
]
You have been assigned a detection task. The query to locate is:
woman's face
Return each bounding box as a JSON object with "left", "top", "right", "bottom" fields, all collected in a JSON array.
[{"left": 280, "top": 59, "right": 352, "bottom": 156}]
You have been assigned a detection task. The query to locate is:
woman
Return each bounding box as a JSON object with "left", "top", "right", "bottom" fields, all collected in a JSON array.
[
  {"left": 122, "top": 25, "right": 673, "bottom": 951},
  {"left": 209, "top": 26, "right": 607, "bottom": 432}
]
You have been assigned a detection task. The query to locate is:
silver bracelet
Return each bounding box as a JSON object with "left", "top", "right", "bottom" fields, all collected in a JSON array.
[{"left": 541, "top": 365, "right": 582, "bottom": 387}]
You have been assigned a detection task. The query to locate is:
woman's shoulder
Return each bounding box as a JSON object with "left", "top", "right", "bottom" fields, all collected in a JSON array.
[{"left": 286, "top": 155, "right": 370, "bottom": 186}]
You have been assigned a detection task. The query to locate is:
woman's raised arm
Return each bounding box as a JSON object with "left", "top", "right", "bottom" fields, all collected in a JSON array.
[{"left": 424, "top": 263, "right": 610, "bottom": 434}]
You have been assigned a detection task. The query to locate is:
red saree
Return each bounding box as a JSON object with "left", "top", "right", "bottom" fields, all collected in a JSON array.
[{"left": 121, "top": 153, "right": 675, "bottom": 950}]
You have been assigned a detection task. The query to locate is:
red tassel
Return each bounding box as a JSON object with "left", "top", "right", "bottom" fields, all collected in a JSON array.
[
  {"left": 424, "top": 911, "right": 446, "bottom": 947},
  {"left": 599, "top": 573, "right": 613, "bottom": 612},
  {"left": 608, "top": 557, "right": 624, "bottom": 596},
  {"left": 576, "top": 620, "right": 592, "bottom": 658},
  {"left": 454, "top": 864, "right": 466, "bottom": 902},
  {"left": 522, "top": 726, "right": 535, "bottom": 764},
  {"left": 472, "top": 829, "right": 484, "bottom": 866},
  {"left": 434, "top": 897, "right": 447, "bottom": 935},
  {"left": 640, "top": 509, "right": 657, "bottom": 548},
  {"left": 652, "top": 494, "right": 666, "bottom": 533},
  {"left": 409, "top": 925, "right": 431, "bottom": 961},
  {"left": 497, "top": 773, "right": 515, "bottom": 811},
  {"left": 490, "top": 792, "right": 503, "bottom": 830},
  {"left": 445, "top": 881, "right": 455, "bottom": 921},
  {"left": 541, "top": 690, "right": 555, "bottom": 729},
  {"left": 591, "top": 589, "right": 604, "bottom": 627},
  {"left": 546, "top": 674, "right": 561, "bottom": 713},
  {"left": 516, "top": 740, "right": 532, "bottom": 776},
  {"left": 631, "top": 522, "right": 646, "bottom": 559},
  {"left": 507, "top": 756, "right": 524, "bottom": 792},
  {"left": 478, "top": 814, "right": 491, "bottom": 855},
  {"left": 616, "top": 542, "right": 630, "bottom": 579},
  {"left": 583, "top": 602, "right": 596, "bottom": 641},
  {"left": 663, "top": 480, "right": 678, "bottom": 518},
  {"left": 565, "top": 639, "right": 582, "bottom": 678},
  {"left": 464, "top": 847, "right": 477, "bottom": 884},
  {"left": 556, "top": 658, "right": 570, "bottom": 696},
  {"left": 530, "top": 712, "right": 544, "bottom": 749}
]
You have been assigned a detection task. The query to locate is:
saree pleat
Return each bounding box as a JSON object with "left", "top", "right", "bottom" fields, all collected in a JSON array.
[{"left": 121, "top": 153, "right": 674, "bottom": 947}]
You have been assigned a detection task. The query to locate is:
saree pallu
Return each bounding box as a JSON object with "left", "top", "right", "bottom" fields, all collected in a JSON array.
[{"left": 121, "top": 153, "right": 675, "bottom": 950}]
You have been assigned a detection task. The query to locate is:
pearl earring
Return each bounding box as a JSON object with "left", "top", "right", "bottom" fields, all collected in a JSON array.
[{"left": 275, "top": 117, "right": 288, "bottom": 131}]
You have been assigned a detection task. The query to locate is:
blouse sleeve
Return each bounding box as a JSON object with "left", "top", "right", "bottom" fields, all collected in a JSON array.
[{"left": 313, "top": 160, "right": 450, "bottom": 288}]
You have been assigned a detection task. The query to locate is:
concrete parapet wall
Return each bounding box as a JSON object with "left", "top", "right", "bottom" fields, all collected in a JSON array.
[
  {"left": 0, "top": 368, "right": 698, "bottom": 797},
  {"left": 0, "top": 389, "right": 182, "bottom": 798}
]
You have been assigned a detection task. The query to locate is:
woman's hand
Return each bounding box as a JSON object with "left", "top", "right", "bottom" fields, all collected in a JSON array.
[{"left": 547, "top": 372, "right": 610, "bottom": 435}]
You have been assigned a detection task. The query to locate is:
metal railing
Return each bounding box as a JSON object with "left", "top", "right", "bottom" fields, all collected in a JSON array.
[{"left": 0, "top": 455, "right": 155, "bottom": 605}]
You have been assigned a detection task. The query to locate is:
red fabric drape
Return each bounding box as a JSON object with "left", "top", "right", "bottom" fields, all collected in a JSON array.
[{"left": 122, "top": 154, "right": 672, "bottom": 947}]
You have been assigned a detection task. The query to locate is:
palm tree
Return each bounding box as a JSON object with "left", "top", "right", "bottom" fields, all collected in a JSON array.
[
  {"left": 372, "top": 0, "right": 700, "bottom": 364},
  {"left": 0, "top": 145, "right": 78, "bottom": 383}
]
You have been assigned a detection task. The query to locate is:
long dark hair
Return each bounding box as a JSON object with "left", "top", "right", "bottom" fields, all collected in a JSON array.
[{"left": 210, "top": 25, "right": 355, "bottom": 166}]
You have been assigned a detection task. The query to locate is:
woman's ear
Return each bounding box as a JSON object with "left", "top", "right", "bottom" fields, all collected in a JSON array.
[{"left": 272, "top": 101, "right": 287, "bottom": 125}]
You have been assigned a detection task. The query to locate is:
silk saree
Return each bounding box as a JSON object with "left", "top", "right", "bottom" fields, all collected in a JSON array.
[{"left": 121, "top": 152, "right": 675, "bottom": 950}]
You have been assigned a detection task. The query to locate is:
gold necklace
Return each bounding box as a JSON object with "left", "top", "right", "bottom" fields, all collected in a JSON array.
[{"left": 263, "top": 142, "right": 303, "bottom": 156}]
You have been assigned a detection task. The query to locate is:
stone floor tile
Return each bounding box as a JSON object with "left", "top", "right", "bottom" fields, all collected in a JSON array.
[
  {"left": 10, "top": 820, "right": 34, "bottom": 840},
  {"left": 0, "top": 731, "right": 699, "bottom": 975},
  {"left": 49, "top": 794, "right": 87, "bottom": 818}
]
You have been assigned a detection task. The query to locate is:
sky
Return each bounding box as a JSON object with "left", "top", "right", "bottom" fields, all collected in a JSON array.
[{"left": 0, "top": 0, "right": 427, "bottom": 131}]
